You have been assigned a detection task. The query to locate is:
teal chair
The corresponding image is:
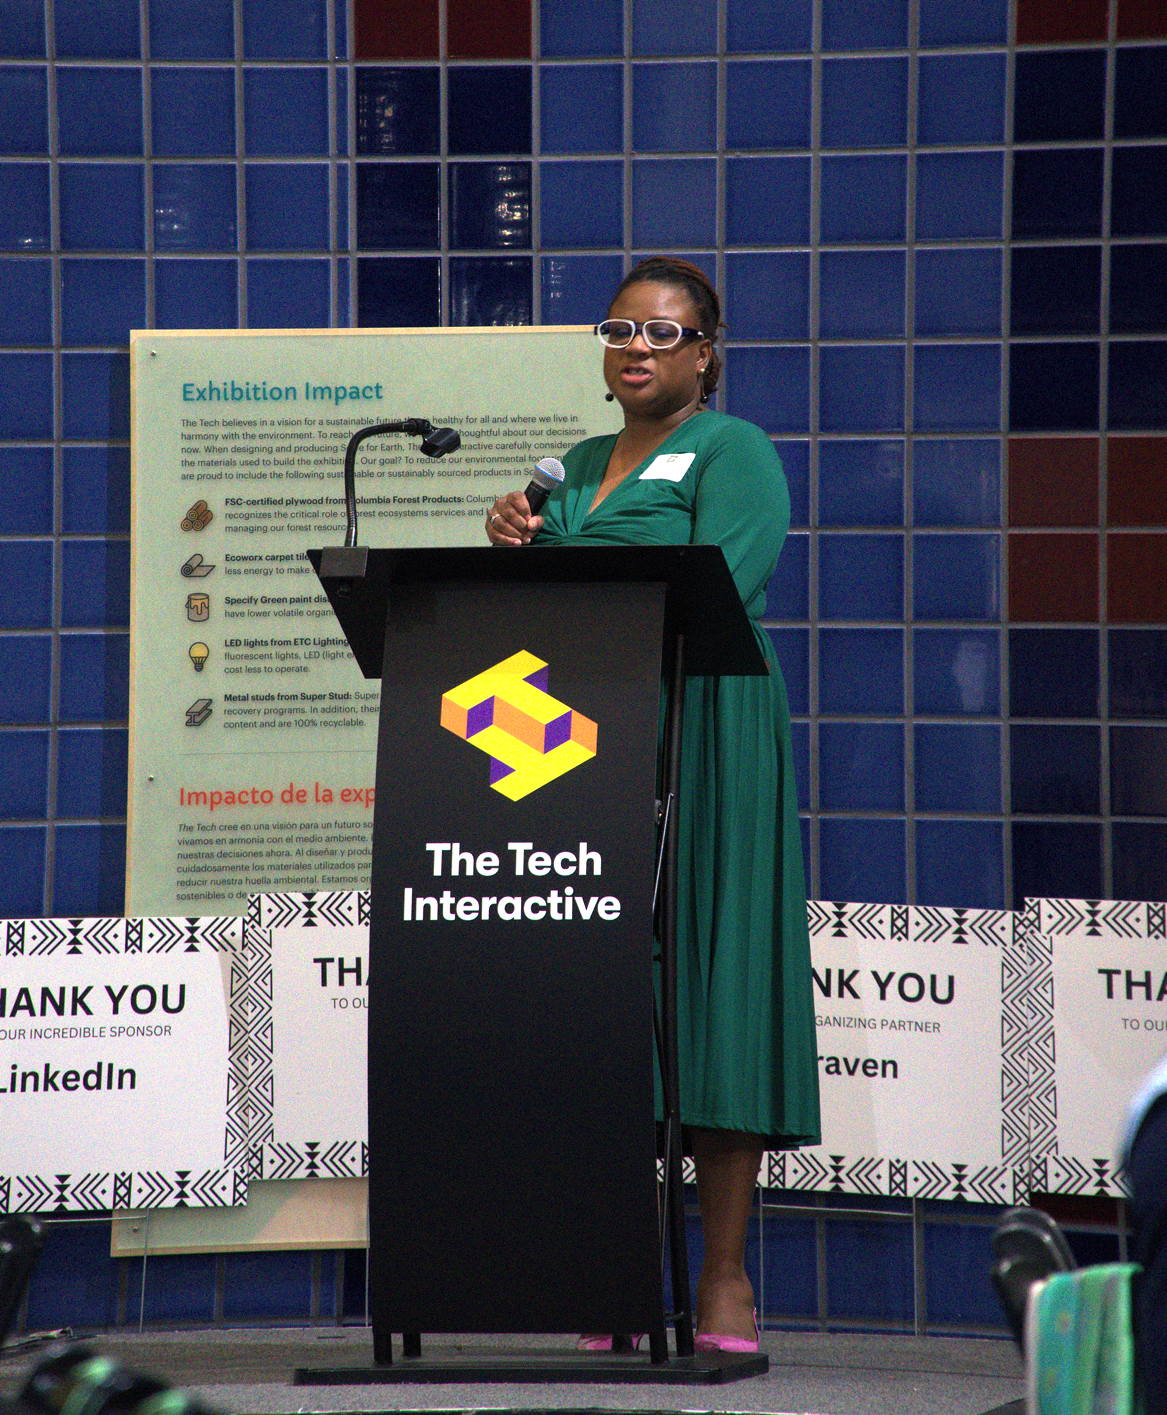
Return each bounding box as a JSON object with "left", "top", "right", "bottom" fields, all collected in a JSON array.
[{"left": 1026, "top": 1264, "right": 1142, "bottom": 1415}]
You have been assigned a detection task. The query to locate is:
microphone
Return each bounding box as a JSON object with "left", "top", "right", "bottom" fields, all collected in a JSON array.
[
  {"left": 420, "top": 424, "right": 461, "bottom": 457},
  {"left": 524, "top": 457, "right": 565, "bottom": 516}
]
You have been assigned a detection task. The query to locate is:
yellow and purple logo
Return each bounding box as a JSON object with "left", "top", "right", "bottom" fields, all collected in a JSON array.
[{"left": 440, "top": 650, "right": 598, "bottom": 801}]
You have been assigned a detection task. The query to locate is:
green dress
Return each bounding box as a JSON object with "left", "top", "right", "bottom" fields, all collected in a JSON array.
[{"left": 538, "top": 408, "right": 821, "bottom": 1147}]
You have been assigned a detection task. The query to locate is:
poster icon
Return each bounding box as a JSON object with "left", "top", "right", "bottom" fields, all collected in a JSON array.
[
  {"left": 440, "top": 649, "right": 598, "bottom": 801},
  {"left": 188, "top": 642, "right": 209, "bottom": 671},
  {"left": 185, "top": 698, "right": 212, "bottom": 726},
  {"left": 180, "top": 553, "right": 215, "bottom": 577},
  {"left": 181, "top": 500, "right": 213, "bottom": 531},
  {"left": 186, "top": 592, "right": 209, "bottom": 622}
]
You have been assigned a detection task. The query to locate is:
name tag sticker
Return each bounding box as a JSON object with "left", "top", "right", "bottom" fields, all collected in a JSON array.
[{"left": 640, "top": 452, "right": 696, "bottom": 482}]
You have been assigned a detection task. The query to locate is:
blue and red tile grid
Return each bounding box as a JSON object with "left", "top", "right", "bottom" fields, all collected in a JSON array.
[{"left": 0, "top": 0, "right": 1165, "bottom": 918}]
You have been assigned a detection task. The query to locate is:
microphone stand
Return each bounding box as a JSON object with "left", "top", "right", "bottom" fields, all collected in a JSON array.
[{"left": 320, "top": 418, "right": 461, "bottom": 585}]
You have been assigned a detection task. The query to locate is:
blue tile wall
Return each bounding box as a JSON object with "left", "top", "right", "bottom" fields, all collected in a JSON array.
[
  {"left": 541, "top": 65, "right": 622, "bottom": 153},
  {"left": 0, "top": 635, "right": 52, "bottom": 723},
  {"left": 0, "top": 251, "right": 48, "bottom": 339},
  {"left": 24, "top": 1221, "right": 124, "bottom": 1329},
  {"left": 821, "top": 57, "right": 909, "bottom": 149},
  {"left": 819, "top": 252, "right": 905, "bottom": 339},
  {"left": 448, "top": 67, "right": 531, "bottom": 154},
  {"left": 913, "top": 439, "right": 1000, "bottom": 526},
  {"left": 0, "top": 65, "right": 48, "bottom": 152},
  {"left": 913, "top": 629, "right": 1000, "bottom": 716},
  {"left": 1015, "top": 50, "right": 1106, "bottom": 143},
  {"left": 726, "top": 59, "right": 811, "bottom": 149},
  {"left": 56, "top": 0, "right": 140, "bottom": 58},
  {"left": 56, "top": 67, "right": 143, "bottom": 155},
  {"left": 541, "top": 0, "right": 624, "bottom": 56},
  {"left": 1013, "top": 821, "right": 1104, "bottom": 906},
  {"left": 819, "top": 818, "right": 907, "bottom": 903},
  {"left": 1110, "top": 246, "right": 1167, "bottom": 334},
  {"left": 726, "top": 0, "right": 812, "bottom": 53},
  {"left": 631, "top": 158, "right": 717, "bottom": 248},
  {"left": 152, "top": 69, "right": 236, "bottom": 154},
  {"left": 0, "top": 438, "right": 50, "bottom": 522},
  {"left": 1013, "top": 149, "right": 1105, "bottom": 239},
  {"left": 634, "top": 62, "right": 717, "bottom": 150},
  {"left": 726, "top": 155, "right": 811, "bottom": 245},
  {"left": 244, "top": 67, "right": 330, "bottom": 155},
  {"left": 154, "top": 163, "right": 238, "bottom": 251},
  {"left": 1114, "top": 47, "right": 1167, "bottom": 138},
  {"left": 247, "top": 257, "right": 332, "bottom": 327},
  {"left": 356, "top": 67, "right": 439, "bottom": 154},
  {"left": 0, "top": 0, "right": 45, "bottom": 57},
  {"left": 0, "top": 0, "right": 1044, "bottom": 913},
  {"left": 916, "top": 820, "right": 1004, "bottom": 910},
  {"left": 826, "top": 1219, "right": 914, "bottom": 1323},
  {"left": 1110, "top": 630, "right": 1167, "bottom": 717},
  {"left": 155, "top": 258, "right": 240, "bottom": 329},
  {"left": 0, "top": 0, "right": 1163, "bottom": 1335},
  {"left": 916, "top": 152, "right": 1003, "bottom": 242},
  {"left": 820, "top": 154, "right": 906, "bottom": 243},
  {"left": 819, "top": 439, "right": 904, "bottom": 527},
  {"left": 633, "top": 0, "right": 717, "bottom": 55},
  {"left": 918, "top": 54, "right": 1006, "bottom": 146}
]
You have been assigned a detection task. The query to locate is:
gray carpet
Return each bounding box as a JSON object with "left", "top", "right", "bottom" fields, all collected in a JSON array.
[{"left": 0, "top": 1327, "right": 1026, "bottom": 1415}]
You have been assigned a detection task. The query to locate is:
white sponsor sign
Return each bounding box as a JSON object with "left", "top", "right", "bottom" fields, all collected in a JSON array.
[
  {"left": 247, "top": 891, "right": 368, "bottom": 1180},
  {"left": 0, "top": 916, "right": 242, "bottom": 1211},
  {"left": 772, "top": 903, "right": 1015, "bottom": 1202},
  {"left": 1028, "top": 897, "right": 1167, "bottom": 1195},
  {"left": 271, "top": 923, "right": 367, "bottom": 1143}
]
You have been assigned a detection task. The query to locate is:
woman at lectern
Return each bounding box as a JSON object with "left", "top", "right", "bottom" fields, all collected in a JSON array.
[{"left": 486, "top": 257, "right": 819, "bottom": 1352}]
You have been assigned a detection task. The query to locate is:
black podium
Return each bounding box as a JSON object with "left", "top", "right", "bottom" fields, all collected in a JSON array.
[{"left": 298, "top": 544, "right": 768, "bottom": 1385}]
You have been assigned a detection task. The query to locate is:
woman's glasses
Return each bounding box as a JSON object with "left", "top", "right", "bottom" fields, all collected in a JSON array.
[{"left": 595, "top": 318, "right": 706, "bottom": 350}]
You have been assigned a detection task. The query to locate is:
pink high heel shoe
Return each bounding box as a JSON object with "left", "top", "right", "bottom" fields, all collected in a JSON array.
[
  {"left": 694, "top": 1307, "right": 760, "bottom": 1354},
  {"left": 576, "top": 1333, "right": 644, "bottom": 1352}
]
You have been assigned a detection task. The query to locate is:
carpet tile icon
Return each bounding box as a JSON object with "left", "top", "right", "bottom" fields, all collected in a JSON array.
[{"left": 440, "top": 650, "right": 598, "bottom": 800}]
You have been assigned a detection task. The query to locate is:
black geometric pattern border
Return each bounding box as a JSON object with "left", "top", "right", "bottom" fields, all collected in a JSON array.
[
  {"left": 2, "top": 1167, "right": 242, "bottom": 1214},
  {"left": 767, "top": 1150, "right": 1012, "bottom": 1203},
  {"left": 1001, "top": 901, "right": 1036, "bottom": 1170},
  {"left": 252, "top": 889, "right": 368, "bottom": 930},
  {"left": 2, "top": 914, "right": 243, "bottom": 956},
  {"left": 807, "top": 900, "right": 1013, "bottom": 949},
  {"left": 228, "top": 919, "right": 273, "bottom": 1167},
  {"left": 1036, "top": 897, "right": 1167, "bottom": 941},
  {"left": 254, "top": 1140, "right": 366, "bottom": 1181}
]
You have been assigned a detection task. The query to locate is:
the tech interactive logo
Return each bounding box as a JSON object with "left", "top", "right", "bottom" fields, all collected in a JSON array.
[{"left": 440, "top": 650, "right": 598, "bottom": 801}]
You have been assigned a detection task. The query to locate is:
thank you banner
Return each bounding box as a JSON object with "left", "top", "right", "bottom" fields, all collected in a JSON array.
[
  {"left": 0, "top": 915, "right": 243, "bottom": 1212},
  {"left": 770, "top": 902, "right": 1016, "bottom": 1202},
  {"left": 1024, "top": 897, "right": 1167, "bottom": 1196},
  {"left": 247, "top": 889, "right": 368, "bottom": 1180}
]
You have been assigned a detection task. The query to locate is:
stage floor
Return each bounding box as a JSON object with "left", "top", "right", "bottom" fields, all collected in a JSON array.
[{"left": 0, "top": 1326, "right": 1024, "bottom": 1415}]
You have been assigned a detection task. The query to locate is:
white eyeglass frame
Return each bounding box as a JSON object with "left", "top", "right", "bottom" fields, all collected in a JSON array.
[{"left": 594, "top": 318, "right": 707, "bottom": 350}]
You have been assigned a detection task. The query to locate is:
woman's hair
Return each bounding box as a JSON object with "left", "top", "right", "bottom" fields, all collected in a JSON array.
[{"left": 611, "top": 256, "right": 724, "bottom": 400}]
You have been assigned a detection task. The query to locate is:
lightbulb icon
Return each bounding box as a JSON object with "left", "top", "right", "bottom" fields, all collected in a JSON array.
[{"left": 188, "top": 642, "right": 210, "bottom": 672}]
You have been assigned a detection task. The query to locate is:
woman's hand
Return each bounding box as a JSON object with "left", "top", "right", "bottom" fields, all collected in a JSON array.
[{"left": 485, "top": 491, "right": 543, "bottom": 545}]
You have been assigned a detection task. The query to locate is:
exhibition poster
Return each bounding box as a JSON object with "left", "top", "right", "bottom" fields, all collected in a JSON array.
[{"left": 128, "top": 327, "right": 619, "bottom": 917}]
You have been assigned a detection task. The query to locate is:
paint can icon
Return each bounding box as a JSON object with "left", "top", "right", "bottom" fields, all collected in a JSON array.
[{"left": 186, "top": 592, "right": 210, "bottom": 622}]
